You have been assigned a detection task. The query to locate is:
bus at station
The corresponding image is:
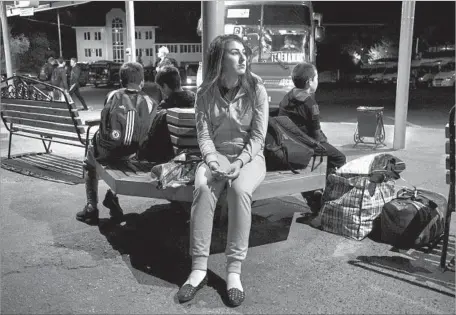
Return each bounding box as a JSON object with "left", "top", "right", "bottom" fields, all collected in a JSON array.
[{"left": 197, "top": 1, "right": 325, "bottom": 108}]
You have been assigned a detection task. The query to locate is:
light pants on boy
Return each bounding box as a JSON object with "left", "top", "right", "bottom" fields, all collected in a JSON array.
[{"left": 190, "top": 152, "right": 266, "bottom": 275}]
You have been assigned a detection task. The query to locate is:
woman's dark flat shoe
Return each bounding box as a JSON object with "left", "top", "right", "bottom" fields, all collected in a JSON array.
[
  {"left": 227, "top": 288, "right": 245, "bottom": 307},
  {"left": 177, "top": 275, "right": 208, "bottom": 303}
]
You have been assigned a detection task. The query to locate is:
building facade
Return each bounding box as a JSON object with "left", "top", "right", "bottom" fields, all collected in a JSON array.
[{"left": 73, "top": 8, "right": 202, "bottom": 66}]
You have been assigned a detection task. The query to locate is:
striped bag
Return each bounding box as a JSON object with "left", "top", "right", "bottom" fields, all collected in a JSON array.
[{"left": 319, "top": 174, "right": 396, "bottom": 240}]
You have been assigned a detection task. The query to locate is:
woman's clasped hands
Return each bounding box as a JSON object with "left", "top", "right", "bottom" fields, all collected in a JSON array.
[{"left": 208, "top": 160, "right": 243, "bottom": 181}]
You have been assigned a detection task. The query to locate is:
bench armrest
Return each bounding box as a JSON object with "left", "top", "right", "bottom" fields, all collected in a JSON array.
[{"left": 85, "top": 118, "right": 101, "bottom": 127}]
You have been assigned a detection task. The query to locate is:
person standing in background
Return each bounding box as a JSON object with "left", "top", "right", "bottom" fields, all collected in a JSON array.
[{"left": 69, "top": 58, "right": 89, "bottom": 110}]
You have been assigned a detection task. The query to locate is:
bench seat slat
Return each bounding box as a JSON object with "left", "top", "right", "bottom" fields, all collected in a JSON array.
[
  {"left": 2, "top": 104, "right": 79, "bottom": 117},
  {"left": 3, "top": 116, "right": 84, "bottom": 134},
  {"left": 4, "top": 110, "right": 83, "bottom": 125},
  {"left": 96, "top": 157, "right": 327, "bottom": 202},
  {"left": 2, "top": 98, "right": 77, "bottom": 110}
]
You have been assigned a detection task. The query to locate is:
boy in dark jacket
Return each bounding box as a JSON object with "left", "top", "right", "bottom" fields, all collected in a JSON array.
[
  {"left": 155, "top": 66, "right": 195, "bottom": 109},
  {"left": 278, "top": 62, "right": 346, "bottom": 212},
  {"left": 137, "top": 66, "right": 195, "bottom": 163}
]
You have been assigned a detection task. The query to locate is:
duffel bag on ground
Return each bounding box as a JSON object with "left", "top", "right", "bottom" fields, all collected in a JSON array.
[
  {"left": 319, "top": 174, "right": 396, "bottom": 240},
  {"left": 379, "top": 188, "right": 448, "bottom": 249}
]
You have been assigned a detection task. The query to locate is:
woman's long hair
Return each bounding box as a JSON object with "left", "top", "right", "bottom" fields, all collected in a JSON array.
[{"left": 198, "top": 34, "right": 260, "bottom": 101}]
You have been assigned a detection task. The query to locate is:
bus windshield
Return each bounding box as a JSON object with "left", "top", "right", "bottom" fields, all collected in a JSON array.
[{"left": 225, "top": 3, "right": 312, "bottom": 64}]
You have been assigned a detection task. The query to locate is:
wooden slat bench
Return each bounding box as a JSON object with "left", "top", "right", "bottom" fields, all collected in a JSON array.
[
  {"left": 1, "top": 76, "right": 100, "bottom": 177},
  {"left": 94, "top": 107, "right": 327, "bottom": 222}
]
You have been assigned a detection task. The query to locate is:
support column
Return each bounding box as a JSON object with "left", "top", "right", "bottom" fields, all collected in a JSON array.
[
  {"left": 201, "top": 0, "right": 225, "bottom": 77},
  {"left": 57, "top": 9, "right": 62, "bottom": 57},
  {"left": 393, "top": 1, "right": 416, "bottom": 150},
  {"left": 0, "top": 1, "right": 13, "bottom": 78},
  {"left": 125, "top": 1, "right": 136, "bottom": 63}
]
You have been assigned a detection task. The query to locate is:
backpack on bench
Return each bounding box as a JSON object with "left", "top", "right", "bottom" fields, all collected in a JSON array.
[
  {"left": 264, "top": 116, "right": 326, "bottom": 173},
  {"left": 96, "top": 89, "right": 157, "bottom": 160}
]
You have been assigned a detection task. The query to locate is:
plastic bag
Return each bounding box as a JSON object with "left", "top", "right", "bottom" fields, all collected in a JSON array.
[{"left": 150, "top": 153, "right": 202, "bottom": 189}]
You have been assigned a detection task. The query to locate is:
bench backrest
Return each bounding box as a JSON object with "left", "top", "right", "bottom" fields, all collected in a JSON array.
[
  {"left": 166, "top": 108, "right": 200, "bottom": 155},
  {"left": 2, "top": 98, "right": 85, "bottom": 134},
  {"left": 1, "top": 76, "right": 87, "bottom": 144}
]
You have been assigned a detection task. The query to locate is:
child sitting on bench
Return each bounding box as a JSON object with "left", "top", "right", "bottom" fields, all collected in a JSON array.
[
  {"left": 155, "top": 66, "right": 196, "bottom": 110},
  {"left": 76, "top": 62, "right": 158, "bottom": 225},
  {"left": 278, "top": 62, "right": 346, "bottom": 213}
]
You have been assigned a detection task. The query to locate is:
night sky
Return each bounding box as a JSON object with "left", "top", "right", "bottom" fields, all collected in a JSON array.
[{"left": 8, "top": 1, "right": 455, "bottom": 58}]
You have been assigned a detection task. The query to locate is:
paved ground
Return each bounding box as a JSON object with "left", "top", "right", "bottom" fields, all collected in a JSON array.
[{"left": 1, "top": 107, "right": 455, "bottom": 314}]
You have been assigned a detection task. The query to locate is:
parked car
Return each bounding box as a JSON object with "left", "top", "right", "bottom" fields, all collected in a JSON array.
[
  {"left": 89, "top": 60, "right": 122, "bottom": 88},
  {"left": 432, "top": 61, "right": 455, "bottom": 87},
  {"left": 382, "top": 66, "right": 398, "bottom": 84},
  {"left": 354, "top": 67, "right": 374, "bottom": 84},
  {"left": 181, "top": 63, "right": 199, "bottom": 88},
  {"left": 367, "top": 66, "right": 387, "bottom": 84},
  {"left": 415, "top": 62, "right": 440, "bottom": 87}
]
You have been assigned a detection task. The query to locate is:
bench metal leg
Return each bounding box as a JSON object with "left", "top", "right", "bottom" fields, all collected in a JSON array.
[
  {"left": 7, "top": 126, "right": 13, "bottom": 159},
  {"left": 40, "top": 136, "right": 52, "bottom": 153}
]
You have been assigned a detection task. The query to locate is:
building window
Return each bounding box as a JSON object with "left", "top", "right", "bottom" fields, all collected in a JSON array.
[
  {"left": 135, "top": 48, "right": 143, "bottom": 57},
  {"left": 95, "top": 49, "right": 102, "bottom": 57},
  {"left": 135, "top": 31, "right": 142, "bottom": 40},
  {"left": 145, "top": 31, "right": 153, "bottom": 40},
  {"left": 84, "top": 32, "right": 91, "bottom": 40},
  {"left": 84, "top": 49, "right": 91, "bottom": 57},
  {"left": 112, "top": 17, "right": 124, "bottom": 63},
  {"left": 94, "top": 32, "right": 101, "bottom": 40}
]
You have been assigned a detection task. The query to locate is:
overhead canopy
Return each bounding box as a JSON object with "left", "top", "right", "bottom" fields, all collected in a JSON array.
[{"left": 5, "top": 1, "right": 91, "bottom": 17}]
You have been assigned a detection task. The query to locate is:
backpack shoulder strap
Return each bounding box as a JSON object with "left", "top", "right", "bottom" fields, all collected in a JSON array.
[{"left": 268, "top": 117, "right": 283, "bottom": 146}]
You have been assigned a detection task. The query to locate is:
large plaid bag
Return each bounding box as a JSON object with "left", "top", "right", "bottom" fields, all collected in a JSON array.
[{"left": 319, "top": 174, "right": 396, "bottom": 240}]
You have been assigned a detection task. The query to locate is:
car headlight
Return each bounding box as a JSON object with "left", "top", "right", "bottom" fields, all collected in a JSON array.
[{"left": 186, "top": 78, "right": 192, "bottom": 84}]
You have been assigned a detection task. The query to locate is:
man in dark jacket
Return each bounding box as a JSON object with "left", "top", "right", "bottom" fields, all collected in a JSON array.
[
  {"left": 69, "top": 58, "right": 89, "bottom": 110},
  {"left": 39, "top": 57, "right": 56, "bottom": 83},
  {"left": 155, "top": 46, "right": 179, "bottom": 72},
  {"left": 51, "top": 58, "right": 69, "bottom": 101}
]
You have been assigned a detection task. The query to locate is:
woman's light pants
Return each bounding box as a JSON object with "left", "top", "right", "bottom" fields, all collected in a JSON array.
[{"left": 190, "top": 153, "right": 266, "bottom": 274}]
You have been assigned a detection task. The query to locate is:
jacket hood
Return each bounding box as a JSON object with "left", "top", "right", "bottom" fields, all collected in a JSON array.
[
  {"left": 289, "top": 88, "right": 312, "bottom": 103},
  {"left": 167, "top": 90, "right": 196, "bottom": 107}
]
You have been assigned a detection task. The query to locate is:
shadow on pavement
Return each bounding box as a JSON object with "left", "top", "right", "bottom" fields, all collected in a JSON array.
[
  {"left": 348, "top": 255, "right": 455, "bottom": 298},
  {"left": 97, "top": 198, "right": 297, "bottom": 289}
]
